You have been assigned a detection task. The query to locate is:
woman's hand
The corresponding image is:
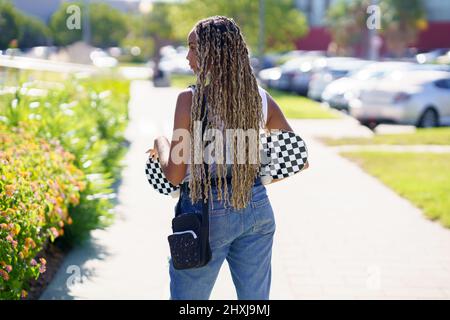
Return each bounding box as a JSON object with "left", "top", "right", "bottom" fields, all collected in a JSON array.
[
  {"left": 145, "top": 146, "right": 158, "bottom": 160},
  {"left": 145, "top": 136, "right": 169, "bottom": 160}
]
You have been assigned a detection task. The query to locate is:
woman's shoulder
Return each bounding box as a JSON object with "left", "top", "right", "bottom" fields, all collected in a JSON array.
[
  {"left": 178, "top": 86, "right": 194, "bottom": 100},
  {"left": 174, "top": 86, "right": 194, "bottom": 115}
]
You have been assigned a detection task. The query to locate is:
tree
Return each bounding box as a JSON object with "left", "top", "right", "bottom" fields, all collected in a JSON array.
[
  {"left": 326, "top": 0, "right": 427, "bottom": 58},
  {"left": 326, "top": 0, "right": 370, "bottom": 56},
  {"left": 380, "top": 0, "right": 426, "bottom": 57},
  {"left": 0, "top": 0, "right": 50, "bottom": 49},
  {"left": 18, "top": 14, "right": 51, "bottom": 49},
  {"left": 167, "top": 0, "right": 308, "bottom": 55},
  {"left": 49, "top": 2, "right": 82, "bottom": 46},
  {"left": 139, "top": 3, "right": 174, "bottom": 67},
  {"left": 49, "top": 1, "right": 128, "bottom": 48},
  {"left": 0, "top": 0, "right": 20, "bottom": 49}
]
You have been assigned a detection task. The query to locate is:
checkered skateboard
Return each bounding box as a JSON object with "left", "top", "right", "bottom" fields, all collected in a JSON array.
[{"left": 145, "top": 130, "right": 308, "bottom": 196}]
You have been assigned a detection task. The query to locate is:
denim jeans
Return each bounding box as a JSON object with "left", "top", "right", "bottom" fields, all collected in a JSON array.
[{"left": 169, "top": 178, "right": 276, "bottom": 300}]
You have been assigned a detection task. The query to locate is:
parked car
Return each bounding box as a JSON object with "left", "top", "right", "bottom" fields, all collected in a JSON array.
[
  {"left": 159, "top": 46, "right": 193, "bottom": 75},
  {"left": 349, "top": 70, "right": 450, "bottom": 129},
  {"left": 258, "top": 66, "right": 282, "bottom": 88},
  {"left": 322, "top": 61, "right": 450, "bottom": 111},
  {"left": 322, "top": 61, "right": 416, "bottom": 111},
  {"left": 416, "top": 48, "right": 450, "bottom": 64},
  {"left": 307, "top": 57, "right": 371, "bottom": 101},
  {"left": 275, "top": 57, "right": 318, "bottom": 92},
  {"left": 264, "top": 54, "right": 325, "bottom": 94},
  {"left": 90, "top": 49, "right": 118, "bottom": 68},
  {"left": 436, "top": 50, "right": 450, "bottom": 65}
]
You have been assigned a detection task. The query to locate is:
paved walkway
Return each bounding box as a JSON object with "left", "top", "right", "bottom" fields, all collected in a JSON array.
[{"left": 42, "top": 81, "right": 450, "bottom": 300}]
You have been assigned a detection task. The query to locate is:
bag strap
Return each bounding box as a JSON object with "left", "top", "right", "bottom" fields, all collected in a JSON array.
[{"left": 200, "top": 89, "right": 210, "bottom": 237}]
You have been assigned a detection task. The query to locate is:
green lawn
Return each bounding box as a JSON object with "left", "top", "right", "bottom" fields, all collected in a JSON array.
[
  {"left": 267, "top": 88, "right": 340, "bottom": 119},
  {"left": 322, "top": 127, "right": 450, "bottom": 146},
  {"left": 342, "top": 151, "right": 450, "bottom": 228},
  {"left": 170, "top": 73, "right": 196, "bottom": 89},
  {"left": 169, "top": 74, "right": 340, "bottom": 119}
]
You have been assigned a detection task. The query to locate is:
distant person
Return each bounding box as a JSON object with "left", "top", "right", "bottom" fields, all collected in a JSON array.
[
  {"left": 153, "top": 65, "right": 170, "bottom": 87},
  {"left": 148, "top": 16, "right": 308, "bottom": 300}
]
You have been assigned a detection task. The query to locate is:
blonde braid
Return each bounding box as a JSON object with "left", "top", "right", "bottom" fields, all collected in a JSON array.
[{"left": 188, "top": 16, "right": 265, "bottom": 209}]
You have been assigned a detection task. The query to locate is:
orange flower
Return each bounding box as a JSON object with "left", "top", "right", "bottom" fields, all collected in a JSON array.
[
  {"left": 50, "top": 227, "right": 59, "bottom": 238},
  {"left": 25, "top": 237, "right": 36, "bottom": 249},
  {"left": 69, "top": 194, "right": 80, "bottom": 205},
  {"left": 13, "top": 224, "right": 21, "bottom": 236},
  {"left": 0, "top": 269, "right": 9, "bottom": 281},
  {"left": 5, "top": 185, "right": 15, "bottom": 197}
]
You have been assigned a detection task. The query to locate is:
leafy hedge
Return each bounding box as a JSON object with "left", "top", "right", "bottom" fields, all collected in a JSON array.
[
  {"left": 0, "top": 77, "right": 130, "bottom": 299},
  {"left": 0, "top": 125, "right": 85, "bottom": 299}
]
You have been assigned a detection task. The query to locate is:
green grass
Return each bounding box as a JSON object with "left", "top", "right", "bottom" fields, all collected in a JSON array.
[
  {"left": 342, "top": 151, "right": 450, "bottom": 228},
  {"left": 170, "top": 74, "right": 196, "bottom": 89},
  {"left": 322, "top": 127, "right": 450, "bottom": 146},
  {"left": 169, "top": 74, "right": 340, "bottom": 119},
  {"left": 267, "top": 88, "right": 340, "bottom": 119}
]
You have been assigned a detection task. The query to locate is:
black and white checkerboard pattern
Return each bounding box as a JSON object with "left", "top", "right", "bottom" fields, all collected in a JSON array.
[
  {"left": 145, "top": 130, "right": 308, "bottom": 195},
  {"left": 145, "top": 158, "right": 179, "bottom": 195},
  {"left": 260, "top": 131, "right": 308, "bottom": 180}
]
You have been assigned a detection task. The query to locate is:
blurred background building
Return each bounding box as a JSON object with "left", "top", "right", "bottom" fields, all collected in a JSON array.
[{"left": 294, "top": 0, "right": 450, "bottom": 53}]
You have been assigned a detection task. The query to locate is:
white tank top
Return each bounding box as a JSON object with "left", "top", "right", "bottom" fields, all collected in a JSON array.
[{"left": 182, "top": 85, "right": 269, "bottom": 183}]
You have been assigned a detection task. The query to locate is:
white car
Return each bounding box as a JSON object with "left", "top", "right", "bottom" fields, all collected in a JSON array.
[
  {"left": 90, "top": 50, "right": 118, "bottom": 68},
  {"left": 307, "top": 57, "right": 371, "bottom": 101},
  {"left": 350, "top": 70, "right": 450, "bottom": 128},
  {"left": 322, "top": 61, "right": 417, "bottom": 111},
  {"left": 323, "top": 62, "right": 450, "bottom": 112}
]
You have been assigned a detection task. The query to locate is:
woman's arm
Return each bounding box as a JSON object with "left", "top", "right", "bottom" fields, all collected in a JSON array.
[
  {"left": 264, "top": 91, "right": 309, "bottom": 185},
  {"left": 154, "top": 90, "right": 192, "bottom": 186}
]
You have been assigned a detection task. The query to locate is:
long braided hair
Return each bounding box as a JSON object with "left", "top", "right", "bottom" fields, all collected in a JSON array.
[{"left": 188, "top": 16, "right": 266, "bottom": 210}]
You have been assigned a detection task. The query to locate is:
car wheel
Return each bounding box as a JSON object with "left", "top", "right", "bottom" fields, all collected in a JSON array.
[
  {"left": 418, "top": 108, "right": 439, "bottom": 128},
  {"left": 360, "top": 120, "right": 378, "bottom": 131}
]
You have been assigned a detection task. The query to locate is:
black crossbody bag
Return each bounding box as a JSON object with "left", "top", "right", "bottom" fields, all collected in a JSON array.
[{"left": 167, "top": 90, "right": 212, "bottom": 270}]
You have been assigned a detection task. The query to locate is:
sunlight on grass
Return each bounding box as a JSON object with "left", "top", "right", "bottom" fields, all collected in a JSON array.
[
  {"left": 322, "top": 127, "right": 450, "bottom": 146},
  {"left": 170, "top": 74, "right": 196, "bottom": 89},
  {"left": 267, "top": 88, "right": 340, "bottom": 120},
  {"left": 342, "top": 151, "right": 450, "bottom": 228}
]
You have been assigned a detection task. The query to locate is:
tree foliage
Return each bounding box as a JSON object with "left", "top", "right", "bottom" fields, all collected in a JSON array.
[
  {"left": 49, "top": 1, "right": 128, "bottom": 48},
  {"left": 326, "top": 0, "right": 427, "bottom": 57},
  {"left": 167, "top": 0, "right": 308, "bottom": 55},
  {"left": 0, "top": 0, "right": 50, "bottom": 49},
  {"left": 380, "top": 0, "right": 426, "bottom": 56}
]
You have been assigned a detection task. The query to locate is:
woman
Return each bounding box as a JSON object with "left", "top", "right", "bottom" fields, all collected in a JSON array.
[{"left": 148, "top": 16, "right": 308, "bottom": 300}]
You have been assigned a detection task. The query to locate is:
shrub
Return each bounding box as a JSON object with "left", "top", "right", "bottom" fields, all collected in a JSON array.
[
  {"left": 0, "top": 77, "right": 130, "bottom": 298},
  {"left": 0, "top": 124, "right": 85, "bottom": 299}
]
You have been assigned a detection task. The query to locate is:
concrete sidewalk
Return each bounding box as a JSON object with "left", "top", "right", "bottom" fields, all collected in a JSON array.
[{"left": 42, "top": 81, "right": 450, "bottom": 300}]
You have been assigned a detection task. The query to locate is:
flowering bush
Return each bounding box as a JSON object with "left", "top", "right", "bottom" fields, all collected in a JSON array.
[
  {"left": 0, "top": 78, "right": 129, "bottom": 244},
  {"left": 0, "top": 125, "right": 86, "bottom": 299},
  {"left": 0, "top": 77, "right": 130, "bottom": 299}
]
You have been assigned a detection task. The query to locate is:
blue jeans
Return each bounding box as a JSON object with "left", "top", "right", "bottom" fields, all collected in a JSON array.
[{"left": 169, "top": 178, "right": 276, "bottom": 300}]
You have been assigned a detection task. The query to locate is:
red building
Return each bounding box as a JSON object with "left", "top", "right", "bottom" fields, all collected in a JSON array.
[{"left": 294, "top": 0, "right": 450, "bottom": 55}]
